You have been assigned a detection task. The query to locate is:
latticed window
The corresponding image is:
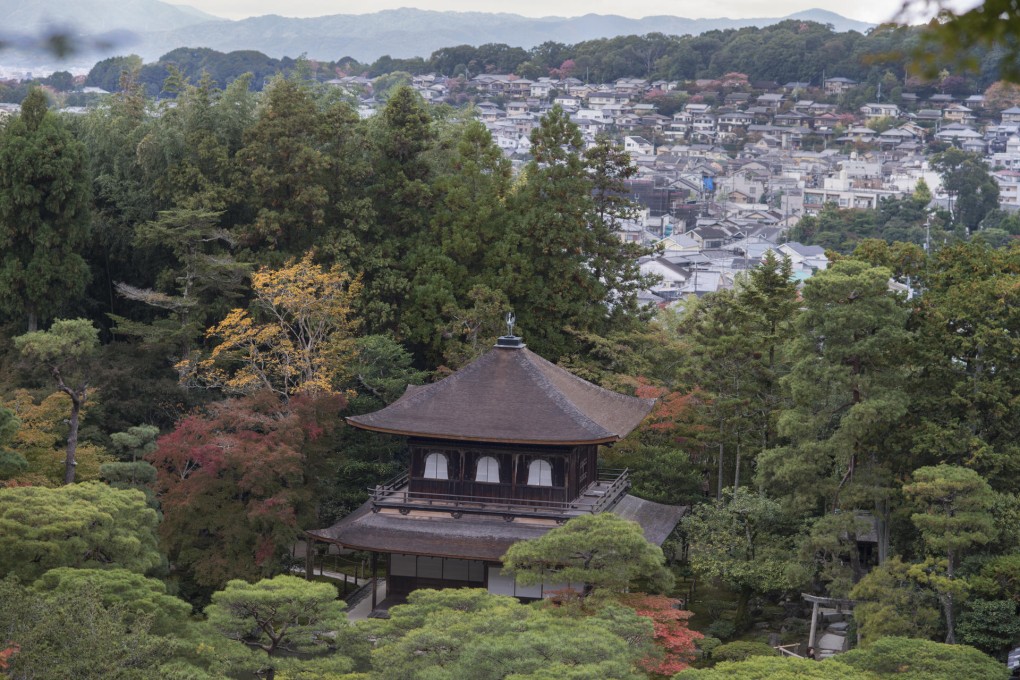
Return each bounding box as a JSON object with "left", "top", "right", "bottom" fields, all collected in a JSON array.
[
  {"left": 423, "top": 452, "right": 449, "bottom": 480},
  {"left": 527, "top": 459, "right": 552, "bottom": 487},
  {"left": 475, "top": 456, "right": 500, "bottom": 483}
]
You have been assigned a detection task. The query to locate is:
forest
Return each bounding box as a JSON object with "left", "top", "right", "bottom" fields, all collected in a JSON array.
[
  {"left": 0, "top": 50, "right": 1019, "bottom": 678},
  {"left": 68, "top": 18, "right": 1011, "bottom": 101}
]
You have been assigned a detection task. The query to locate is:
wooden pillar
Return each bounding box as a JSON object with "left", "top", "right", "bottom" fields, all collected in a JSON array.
[
  {"left": 808, "top": 600, "right": 819, "bottom": 653},
  {"left": 371, "top": 552, "right": 379, "bottom": 609}
]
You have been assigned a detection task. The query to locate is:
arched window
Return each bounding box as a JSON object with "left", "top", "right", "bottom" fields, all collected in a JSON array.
[
  {"left": 527, "top": 459, "right": 552, "bottom": 487},
  {"left": 423, "top": 452, "right": 449, "bottom": 480},
  {"left": 475, "top": 456, "right": 500, "bottom": 483}
]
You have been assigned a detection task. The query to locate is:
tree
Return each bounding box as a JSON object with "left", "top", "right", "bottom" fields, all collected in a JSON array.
[
  {"left": 957, "top": 598, "right": 1020, "bottom": 655},
  {"left": 756, "top": 261, "right": 911, "bottom": 571},
  {"left": 363, "top": 588, "right": 652, "bottom": 680},
  {"left": 405, "top": 119, "right": 512, "bottom": 360},
  {"left": 910, "top": 243, "right": 1020, "bottom": 482},
  {"left": 583, "top": 134, "right": 650, "bottom": 323},
  {"left": 616, "top": 594, "right": 703, "bottom": 675},
  {"left": 903, "top": 464, "right": 996, "bottom": 643},
  {"left": 235, "top": 77, "right": 330, "bottom": 253},
  {"left": 1, "top": 389, "right": 109, "bottom": 485},
  {"left": 33, "top": 568, "right": 192, "bottom": 636},
  {"left": 15, "top": 318, "right": 100, "bottom": 484},
  {"left": 849, "top": 556, "right": 942, "bottom": 645},
  {"left": 85, "top": 54, "right": 144, "bottom": 91},
  {"left": 0, "top": 577, "right": 176, "bottom": 680},
  {"left": 149, "top": 391, "right": 342, "bottom": 589},
  {"left": 502, "top": 513, "right": 674, "bottom": 594},
  {"left": 712, "top": 641, "right": 779, "bottom": 662},
  {"left": 910, "top": 0, "right": 1020, "bottom": 83},
  {"left": 0, "top": 88, "right": 91, "bottom": 330},
  {"left": 931, "top": 148, "right": 999, "bottom": 231},
  {"left": 0, "top": 406, "right": 25, "bottom": 482},
  {"left": 983, "top": 80, "right": 1020, "bottom": 113},
  {"left": 837, "top": 636, "right": 1008, "bottom": 679},
  {"left": 667, "top": 253, "right": 798, "bottom": 497},
  {"left": 100, "top": 426, "right": 159, "bottom": 509},
  {"left": 681, "top": 488, "right": 792, "bottom": 630},
  {"left": 0, "top": 482, "right": 161, "bottom": 581},
  {"left": 178, "top": 253, "right": 361, "bottom": 398},
  {"left": 360, "top": 86, "right": 435, "bottom": 337},
  {"left": 674, "top": 655, "right": 874, "bottom": 679},
  {"left": 112, "top": 209, "right": 248, "bottom": 356},
  {"left": 503, "top": 106, "right": 650, "bottom": 358},
  {"left": 205, "top": 575, "right": 349, "bottom": 680}
]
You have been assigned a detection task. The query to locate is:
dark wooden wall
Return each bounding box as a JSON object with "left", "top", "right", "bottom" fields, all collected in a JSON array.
[{"left": 406, "top": 439, "right": 596, "bottom": 505}]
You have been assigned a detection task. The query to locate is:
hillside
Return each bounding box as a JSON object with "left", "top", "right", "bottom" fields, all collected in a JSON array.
[{"left": 0, "top": 3, "right": 874, "bottom": 68}]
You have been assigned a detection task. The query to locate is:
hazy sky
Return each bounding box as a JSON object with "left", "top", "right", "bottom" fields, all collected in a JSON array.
[{"left": 176, "top": 0, "right": 929, "bottom": 24}]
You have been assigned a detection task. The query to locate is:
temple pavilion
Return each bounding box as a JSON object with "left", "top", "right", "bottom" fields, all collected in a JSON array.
[{"left": 306, "top": 329, "right": 686, "bottom": 612}]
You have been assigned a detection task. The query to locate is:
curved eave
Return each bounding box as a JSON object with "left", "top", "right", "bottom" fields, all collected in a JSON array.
[
  {"left": 344, "top": 418, "right": 622, "bottom": 446},
  {"left": 304, "top": 530, "right": 506, "bottom": 561}
]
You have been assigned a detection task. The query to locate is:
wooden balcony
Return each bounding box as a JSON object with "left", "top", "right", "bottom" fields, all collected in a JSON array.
[{"left": 368, "top": 469, "right": 631, "bottom": 522}]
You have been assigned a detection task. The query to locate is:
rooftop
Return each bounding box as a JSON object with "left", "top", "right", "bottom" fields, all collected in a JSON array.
[{"left": 348, "top": 344, "right": 655, "bottom": 445}]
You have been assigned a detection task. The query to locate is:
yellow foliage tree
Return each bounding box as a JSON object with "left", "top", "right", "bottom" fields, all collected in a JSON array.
[
  {"left": 2, "top": 390, "right": 109, "bottom": 486},
  {"left": 177, "top": 253, "right": 362, "bottom": 398}
]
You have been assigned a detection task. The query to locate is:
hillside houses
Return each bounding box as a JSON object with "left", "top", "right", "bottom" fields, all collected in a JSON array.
[{"left": 354, "top": 69, "right": 1020, "bottom": 227}]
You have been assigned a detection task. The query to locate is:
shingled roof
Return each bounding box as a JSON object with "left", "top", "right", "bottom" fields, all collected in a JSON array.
[
  {"left": 307, "top": 495, "right": 687, "bottom": 560},
  {"left": 347, "top": 343, "right": 655, "bottom": 445}
]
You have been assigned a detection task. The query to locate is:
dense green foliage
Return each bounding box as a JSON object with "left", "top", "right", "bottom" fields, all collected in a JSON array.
[
  {"left": 0, "top": 483, "right": 161, "bottom": 581},
  {"left": 502, "top": 513, "right": 674, "bottom": 594},
  {"left": 361, "top": 588, "right": 653, "bottom": 680},
  {"left": 0, "top": 90, "right": 90, "bottom": 329},
  {"left": 79, "top": 20, "right": 1011, "bottom": 97},
  {"left": 0, "top": 41, "right": 1019, "bottom": 677}
]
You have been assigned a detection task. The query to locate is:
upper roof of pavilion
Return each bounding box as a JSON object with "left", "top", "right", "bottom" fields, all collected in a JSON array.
[{"left": 347, "top": 337, "right": 655, "bottom": 446}]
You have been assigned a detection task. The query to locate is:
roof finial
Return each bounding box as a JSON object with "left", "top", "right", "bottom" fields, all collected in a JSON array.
[{"left": 496, "top": 310, "right": 524, "bottom": 348}]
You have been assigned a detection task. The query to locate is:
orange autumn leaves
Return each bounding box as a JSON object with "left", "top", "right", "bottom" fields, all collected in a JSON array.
[{"left": 177, "top": 253, "right": 362, "bottom": 399}]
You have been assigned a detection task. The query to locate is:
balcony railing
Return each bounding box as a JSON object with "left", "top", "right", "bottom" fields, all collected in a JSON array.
[{"left": 368, "top": 469, "right": 630, "bottom": 521}]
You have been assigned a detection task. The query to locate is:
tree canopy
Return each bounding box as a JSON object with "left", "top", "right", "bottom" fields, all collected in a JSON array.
[{"left": 502, "top": 513, "right": 674, "bottom": 594}]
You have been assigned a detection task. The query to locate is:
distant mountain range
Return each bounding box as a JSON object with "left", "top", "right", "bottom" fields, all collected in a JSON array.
[{"left": 0, "top": 1, "right": 876, "bottom": 69}]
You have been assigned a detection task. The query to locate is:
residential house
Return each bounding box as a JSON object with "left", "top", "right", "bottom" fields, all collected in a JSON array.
[
  {"left": 587, "top": 91, "right": 630, "bottom": 108},
  {"left": 993, "top": 169, "right": 1020, "bottom": 206},
  {"left": 860, "top": 103, "right": 900, "bottom": 119},
  {"left": 505, "top": 101, "right": 529, "bottom": 116},
  {"left": 942, "top": 104, "right": 976, "bottom": 125},
  {"left": 624, "top": 136, "right": 655, "bottom": 156},
  {"left": 756, "top": 93, "right": 785, "bottom": 112},
  {"left": 1002, "top": 107, "right": 1020, "bottom": 124},
  {"left": 530, "top": 80, "right": 554, "bottom": 99},
  {"left": 775, "top": 242, "right": 828, "bottom": 273},
  {"left": 824, "top": 77, "right": 857, "bottom": 95},
  {"left": 717, "top": 111, "right": 754, "bottom": 133}
]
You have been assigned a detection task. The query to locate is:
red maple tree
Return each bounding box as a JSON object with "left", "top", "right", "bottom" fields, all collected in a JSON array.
[
  {"left": 618, "top": 593, "right": 703, "bottom": 676},
  {"left": 149, "top": 390, "right": 343, "bottom": 587}
]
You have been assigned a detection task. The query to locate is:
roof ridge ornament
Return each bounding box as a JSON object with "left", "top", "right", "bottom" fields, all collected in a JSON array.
[{"left": 496, "top": 311, "right": 524, "bottom": 348}]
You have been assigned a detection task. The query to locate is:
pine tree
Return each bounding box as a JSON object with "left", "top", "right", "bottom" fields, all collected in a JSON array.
[
  {"left": 757, "top": 260, "right": 912, "bottom": 571},
  {"left": 504, "top": 108, "right": 650, "bottom": 358},
  {"left": 362, "top": 86, "right": 436, "bottom": 338},
  {"left": 235, "top": 76, "right": 329, "bottom": 254},
  {"left": 0, "top": 89, "right": 91, "bottom": 330}
]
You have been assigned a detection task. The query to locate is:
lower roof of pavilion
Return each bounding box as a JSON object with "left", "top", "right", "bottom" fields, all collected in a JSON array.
[{"left": 307, "top": 494, "right": 687, "bottom": 562}]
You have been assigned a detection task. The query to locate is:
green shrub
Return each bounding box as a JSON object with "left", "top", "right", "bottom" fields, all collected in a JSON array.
[{"left": 706, "top": 619, "right": 736, "bottom": 640}]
